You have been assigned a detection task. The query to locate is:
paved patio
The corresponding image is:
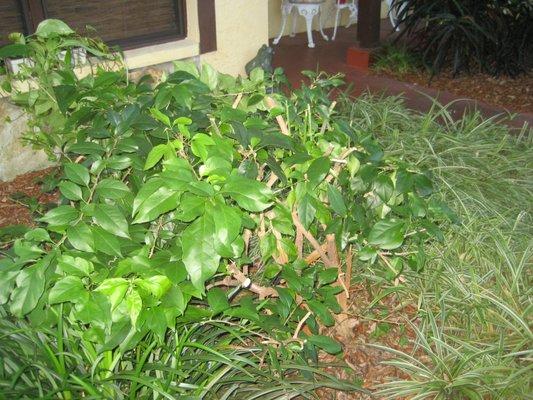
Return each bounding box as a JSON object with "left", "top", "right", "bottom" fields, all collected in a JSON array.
[{"left": 271, "top": 21, "right": 533, "bottom": 132}]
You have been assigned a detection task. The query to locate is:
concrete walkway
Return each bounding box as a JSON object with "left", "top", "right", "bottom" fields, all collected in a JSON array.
[{"left": 271, "top": 22, "right": 533, "bottom": 132}]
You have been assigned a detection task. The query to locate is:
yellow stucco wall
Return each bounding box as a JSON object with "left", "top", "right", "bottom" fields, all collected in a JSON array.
[
  {"left": 268, "top": 0, "right": 390, "bottom": 39},
  {"left": 194, "top": 0, "right": 269, "bottom": 77}
]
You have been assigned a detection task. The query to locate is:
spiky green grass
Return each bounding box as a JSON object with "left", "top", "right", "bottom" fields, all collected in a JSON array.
[{"left": 343, "top": 94, "right": 532, "bottom": 399}]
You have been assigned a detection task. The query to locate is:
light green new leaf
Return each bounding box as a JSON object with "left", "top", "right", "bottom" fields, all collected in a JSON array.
[
  {"left": 368, "top": 219, "right": 406, "bottom": 250},
  {"left": 200, "top": 63, "right": 218, "bottom": 91},
  {"left": 222, "top": 176, "right": 273, "bottom": 212},
  {"left": 136, "top": 275, "right": 171, "bottom": 299},
  {"left": 96, "top": 278, "right": 129, "bottom": 310},
  {"left": 144, "top": 144, "right": 172, "bottom": 170},
  {"left": 182, "top": 214, "right": 221, "bottom": 292},
  {"left": 150, "top": 108, "right": 171, "bottom": 127},
  {"left": 95, "top": 178, "right": 130, "bottom": 200},
  {"left": 126, "top": 289, "right": 142, "bottom": 328},
  {"left": 173, "top": 60, "right": 200, "bottom": 78},
  {"left": 35, "top": 19, "right": 74, "bottom": 38},
  {"left": 93, "top": 204, "right": 129, "bottom": 238},
  {"left": 64, "top": 163, "right": 90, "bottom": 186},
  {"left": 49, "top": 276, "right": 87, "bottom": 304}
]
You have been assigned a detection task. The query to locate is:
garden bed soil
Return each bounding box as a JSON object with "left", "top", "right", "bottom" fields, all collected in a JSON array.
[
  {"left": 373, "top": 69, "right": 533, "bottom": 115},
  {"left": 0, "top": 168, "right": 58, "bottom": 228}
]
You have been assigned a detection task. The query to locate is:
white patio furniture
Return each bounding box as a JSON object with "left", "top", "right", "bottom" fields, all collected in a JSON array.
[
  {"left": 272, "top": 0, "right": 328, "bottom": 48},
  {"left": 386, "top": 0, "right": 407, "bottom": 31},
  {"left": 332, "top": 0, "right": 358, "bottom": 41}
]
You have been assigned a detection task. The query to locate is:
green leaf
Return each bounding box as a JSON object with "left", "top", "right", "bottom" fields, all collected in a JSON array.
[
  {"left": 211, "top": 203, "right": 241, "bottom": 257},
  {"left": 307, "top": 300, "right": 335, "bottom": 326},
  {"left": 373, "top": 175, "right": 394, "bottom": 203},
  {"left": 24, "top": 228, "right": 51, "bottom": 242},
  {"left": 10, "top": 257, "right": 50, "bottom": 317},
  {"left": 0, "top": 43, "right": 29, "bottom": 58},
  {"left": 297, "top": 194, "right": 316, "bottom": 229},
  {"left": 132, "top": 185, "right": 180, "bottom": 224},
  {"left": 35, "top": 19, "right": 74, "bottom": 38},
  {"left": 207, "top": 287, "right": 230, "bottom": 314},
  {"left": 59, "top": 181, "right": 83, "bottom": 201},
  {"left": 64, "top": 163, "right": 90, "bottom": 186},
  {"left": 49, "top": 276, "right": 87, "bottom": 304},
  {"left": 144, "top": 144, "right": 172, "bottom": 170},
  {"left": 368, "top": 220, "right": 406, "bottom": 250},
  {"left": 182, "top": 214, "right": 221, "bottom": 292},
  {"left": 307, "top": 157, "right": 331, "bottom": 186},
  {"left": 222, "top": 176, "right": 273, "bottom": 212},
  {"left": 95, "top": 179, "right": 130, "bottom": 200},
  {"left": 136, "top": 275, "right": 171, "bottom": 299},
  {"left": 173, "top": 60, "right": 200, "bottom": 78},
  {"left": 67, "top": 223, "right": 95, "bottom": 252},
  {"left": 307, "top": 335, "right": 342, "bottom": 354},
  {"left": 40, "top": 205, "right": 79, "bottom": 226},
  {"left": 93, "top": 204, "right": 129, "bottom": 238},
  {"left": 414, "top": 174, "right": 433, "bottom": 197},
  {"left": 92, "top": 226, "right": 122, "bottom": 257},
  {"left": 347, "top": 155, "right": 360, "bottom": 177},
  {"left": 57, "top": 255, "right": 94, "bottom": 277},
  {"left": 150, "top": 108, "right": 171, "bottom": 127},
  {"left": 96, "top": 278, "right": 129, "bottom": 310},
  {"left": 126, "top": 289, "right": 142, "bottom": 328},
  {"left": 200, "top": 63, "right": 218, "bottom": 91},
  {"left": 327, "top": 184, "right": 347, "bottom": 216}
]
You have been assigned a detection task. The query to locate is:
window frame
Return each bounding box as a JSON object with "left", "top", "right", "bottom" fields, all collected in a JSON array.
[{"left": 18, "top": 0, "right": 188, "bottom": 50}]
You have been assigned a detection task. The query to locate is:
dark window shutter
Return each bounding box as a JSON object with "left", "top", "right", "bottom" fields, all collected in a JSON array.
[
  {"left": 43, "top": 0, "right": 186, "bottom": 48},
  {"left": 0, "top": 0, "right": 27, "bottom": 45}
]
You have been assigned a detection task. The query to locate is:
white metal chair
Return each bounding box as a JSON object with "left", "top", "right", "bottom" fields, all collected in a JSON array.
[
  {"left": 273, "top": 1, "right": 329, "bottom": 48},
  {"left": 386, "top": 0, "right": 407, "bottom": 31},
  {"left": 332, "top": 0, "right": 358, "bottom": 41}
]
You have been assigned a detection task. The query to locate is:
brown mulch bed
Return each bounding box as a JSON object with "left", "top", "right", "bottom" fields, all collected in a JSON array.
[
  {"left": 317, "top": 283, "right": 419, "bottom": 399},
  {"left": 373, "top": 69, "right": 533, "bottom": 114},
  {"left": 0, "top": 168, "right": 58, "bottom": 228}
]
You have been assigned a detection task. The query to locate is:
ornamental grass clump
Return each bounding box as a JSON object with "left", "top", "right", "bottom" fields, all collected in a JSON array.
[{"left": 0, "top": 20, "right": 449, "bottom": 398}]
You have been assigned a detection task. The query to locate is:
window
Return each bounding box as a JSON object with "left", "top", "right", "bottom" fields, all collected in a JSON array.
[
  {"left": 0, "top": 1, "right": 26, "bottom": 46},
  {"left": 1, "top": 0, "right": 187, "bottom": 49}
]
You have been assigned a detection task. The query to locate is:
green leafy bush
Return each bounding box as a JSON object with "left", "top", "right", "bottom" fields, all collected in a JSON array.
[
  {"left": 0, "top": 20, "right": 448, "bottom": 397},
  {"left": 392, "top": 0, "right": 533, "bottom": 77}
]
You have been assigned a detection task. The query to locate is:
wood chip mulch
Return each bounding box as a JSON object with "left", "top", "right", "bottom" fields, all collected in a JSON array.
[
  {"left": 374, "top": 69, "right": 533, "bottom": 115},
  {"left": 0, "top": 168, "right": 58, "bottom": 228},
  {"left": 317, "top": 282, "right": 419, "bottom": 399}
]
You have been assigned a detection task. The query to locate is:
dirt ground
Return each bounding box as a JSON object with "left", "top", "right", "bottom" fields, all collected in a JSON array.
[
  {"left": 373, "top": 69, "right": 533, "bottom": 115},
  {"left": 0, "top": 168, "right": 58, "bottom": 228}
]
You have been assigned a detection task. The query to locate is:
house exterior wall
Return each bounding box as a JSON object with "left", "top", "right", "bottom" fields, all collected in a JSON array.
[
  {"left": 198, "top": 0, "right": 269, "bottom": 76},
  {"left": 268, "top": 0, "right": 390, "bottom": 39}
]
